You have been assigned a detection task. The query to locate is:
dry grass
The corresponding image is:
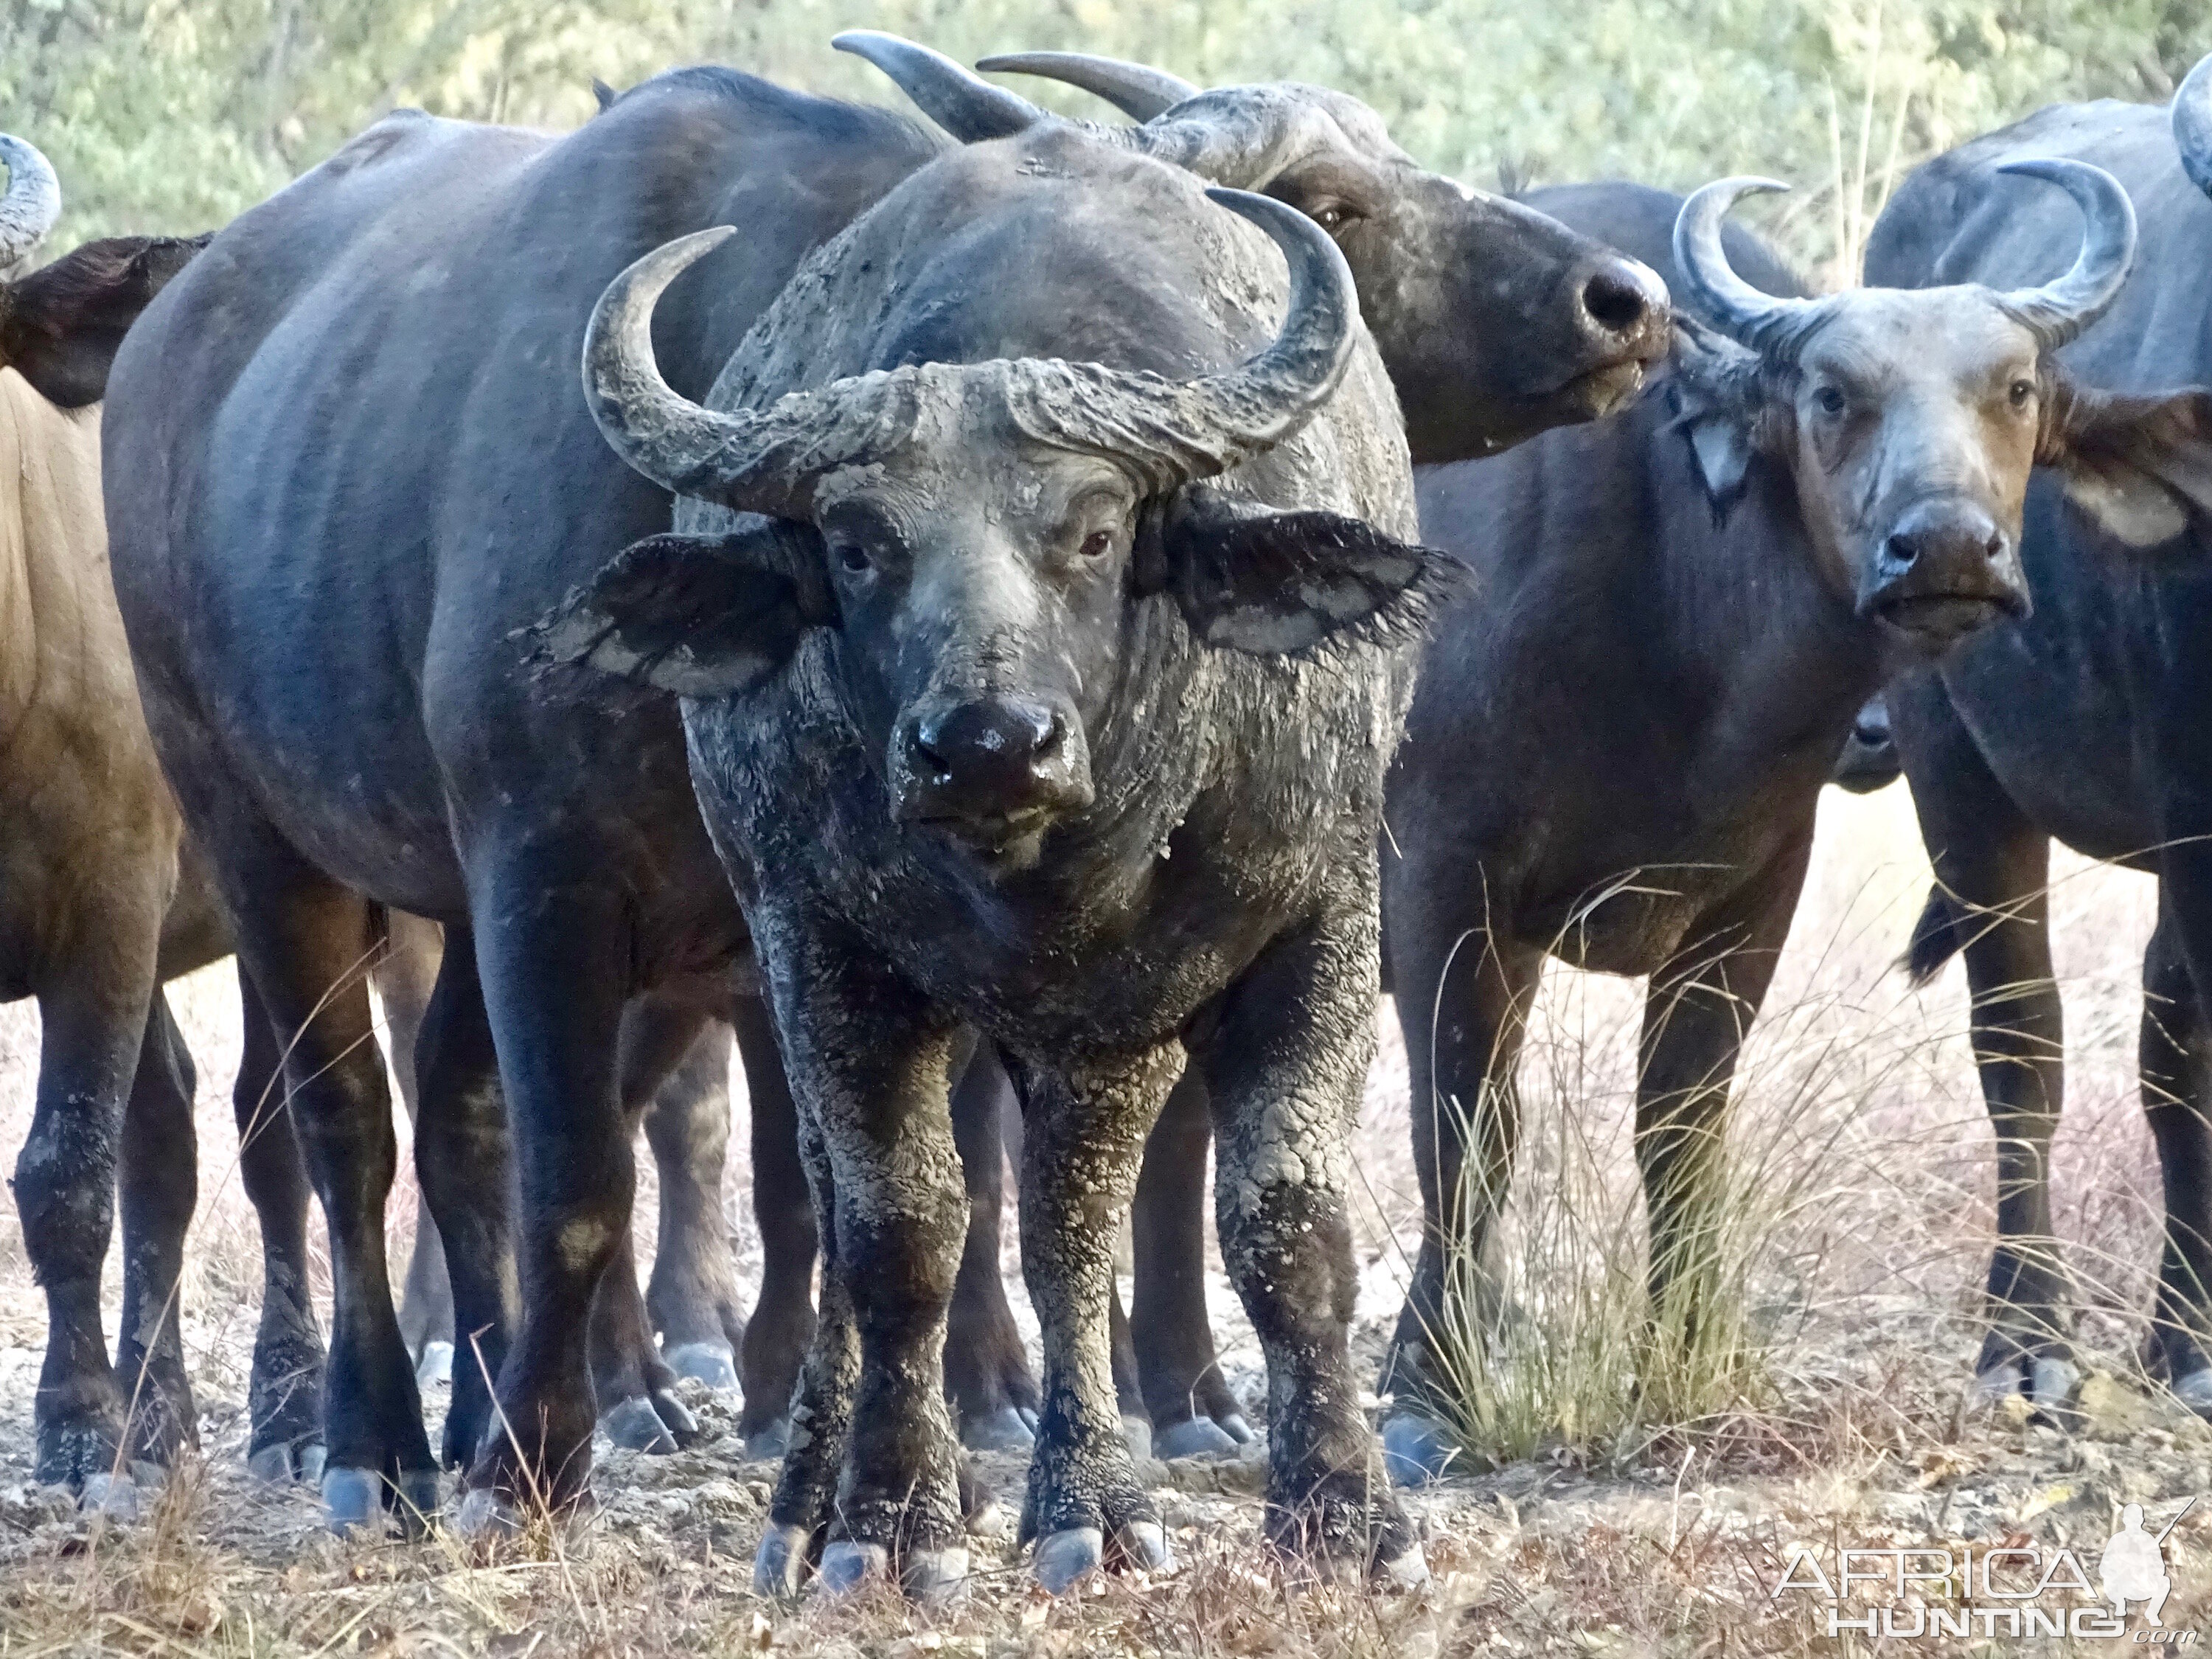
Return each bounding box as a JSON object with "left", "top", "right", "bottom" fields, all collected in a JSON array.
[{"left": 5, "top": 782, "right": 2210, "bottom": 1656}]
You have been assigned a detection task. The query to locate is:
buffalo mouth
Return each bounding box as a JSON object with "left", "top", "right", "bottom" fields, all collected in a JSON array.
[
  {"left": 1867, "top": 592, "right": 2026, "bottom": 647},
  {"left": 914, "top": 804, "right": 1059, "bottom": 863},
  {"left": 1551, "top": 355, "right": 1651, "bottom": 420}
]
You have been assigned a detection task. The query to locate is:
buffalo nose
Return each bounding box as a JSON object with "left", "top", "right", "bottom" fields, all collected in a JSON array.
[
  {"left": 1577, "top": 255, "right": 1669, "bottom": 343},
  {"left": 1880, "top": 507, "right": 2007, "bottom": 576},
  {"left": 910, "top": 698, "right": 1066, "bottom": 817}
]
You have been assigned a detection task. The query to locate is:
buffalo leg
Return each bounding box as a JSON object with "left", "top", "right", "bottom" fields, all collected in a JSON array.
[
  {"left": 408, "top": 925, "right": 522, "bottom": 1476},
  {"left": 1635, "top": 846, "right": 1802, "bottom": 1346},
  {"left": 1014, "top": 1041, "right": 1183, "bottom": 1591},
  {"left": 2140, "top": 895, "right": 2212, "bottom": 1406},
  {"left": 234, "top": 964, "right": 327, "bottom": 1483},
  {"left": 1896, "top": 682, "right": 2073, "bottom": 1404},
  {"left": 945, "top": 1043, "right": 1042, "bottom": 1450},
  {"left": 457, "top": 872, "right": 633, "bottom": 1525},
  {"left": 229, "top": 858, "right": 436, "bottom": 1533},
  {"left": 18, "top": 953, "right": 158, "bottom": 1489},
  {"left": 1205, "top": 908, "right": 1419, "bottom": 1584},
  {"left": 112, "top": 991, "right": 201, "bottom": 1472},
  {"left": 751, "top": 934, "right": 967, "bottom": 1598},
  {"left": 375, "top": 914, "right": 453, "bottom": 1385},
  {"left": 1379, "top": 866, "right": 1542, "bottom": 1480},
  {"left": 1132, "top": 1070, "right": 1248, "bottom": 1458},
  {"left": 731, "top": 993, "right": 818, "bottom": 1453},
  {"left": 642, "top": 1020, "right": 746, "bottom": 1391}
]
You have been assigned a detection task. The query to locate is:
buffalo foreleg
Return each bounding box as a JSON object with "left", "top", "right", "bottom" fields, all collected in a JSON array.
[
  {"left": 113, "top": 991, "right": 200, "bottom": 1472},
  {"left": 2143, "top": 884, "right": 2212, "bottom": 1410},
  {"left": 945, "top": 1041, "right": 1041, "bottom": 1450}
]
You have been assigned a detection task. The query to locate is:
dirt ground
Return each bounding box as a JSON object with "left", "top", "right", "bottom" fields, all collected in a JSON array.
[{"left": 4, "top": 783, "right": 2210, "bottom": 1657}]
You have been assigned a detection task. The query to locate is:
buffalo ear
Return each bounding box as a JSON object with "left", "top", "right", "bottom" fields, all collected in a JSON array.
[
  {"left": 1666, "top": 320, "right": 1766, "bottom": 506},
  {"left": 0, "top": 232, "right": 210, "bottom": 407},
  {"left": 1154, "top": 486, "right": 1453, "bottom": 655},
  {"left": 2043, "top": 376, "right": 2212, "bottom": 549},
  {"left": 530, "top": 519, "right": 832, "bottom": 697}
]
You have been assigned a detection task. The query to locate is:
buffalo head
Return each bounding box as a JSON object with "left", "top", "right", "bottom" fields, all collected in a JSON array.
[
  {"left": 539, "top": 181, "right": 1438, "bottom": 868},
  {"left": 832, "top": 32, "right": 1671, "bottom": 462},
  {"left": 1669, "top": 160, "right": 2212, "bottom": 651}
]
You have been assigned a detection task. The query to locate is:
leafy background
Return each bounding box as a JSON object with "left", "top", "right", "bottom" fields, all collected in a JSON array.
[{"left": 2, "top": 0, "right": 2202, "bottom": 281}]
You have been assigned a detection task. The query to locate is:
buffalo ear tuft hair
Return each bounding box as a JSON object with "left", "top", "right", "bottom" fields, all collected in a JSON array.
[
  {"left": 526, "top": 519, "right": 834, "bottom": 699},
  {"left": 1159, "top": 485, "right": 1461, "bottom": 655},
  {"left": 2041, "top": 375, "right": 2212, "bottom": 552},
  {"left": 1, "top": 232, "right": 211, "bottom": 407},
  {"left": 1665, "top": 318, "right": 1768, "bottom": 511}
]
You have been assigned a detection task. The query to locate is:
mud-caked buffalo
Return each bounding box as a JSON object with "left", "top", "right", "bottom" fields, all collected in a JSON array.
[{"left": 543, "top": 124, "right": 1440, "bottom": 1596}]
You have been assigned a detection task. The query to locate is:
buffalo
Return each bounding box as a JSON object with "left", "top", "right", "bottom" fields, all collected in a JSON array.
[
  {"left": 105, "top": 48, "right": 1672, "bottom": 1540},
  {"left": 545, "top": 122, "right": 1438, "bottom": 1594},
  {"left": 1357, "top": 157, "right": 2211, "bottom": 1476},
  {"left": 1872, "top": 54, "right": 2212, "bottom": 1411}
]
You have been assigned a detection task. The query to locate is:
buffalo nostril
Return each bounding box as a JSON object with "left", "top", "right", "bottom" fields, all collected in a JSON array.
[
  {"left": 1884, "top": 532, "right": 1921, "bottom": 569},
  {"left": 1983, "top": 531, "right": 2006, "bottom": 560},
  {"left": 1581, "top": 265, "right": 1653, "bottom": 335}
]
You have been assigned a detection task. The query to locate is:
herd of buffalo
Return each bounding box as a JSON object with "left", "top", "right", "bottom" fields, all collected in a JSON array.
[{"left": 5, "top": 27, "right": 2212, "bottom": 1599}]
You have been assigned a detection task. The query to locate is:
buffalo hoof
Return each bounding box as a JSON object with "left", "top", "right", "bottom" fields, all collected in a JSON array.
[
  {"left": 1034, "top": 1526, "right": 1105, "bottom": 1593},
  {"left": 817, "top": 1540, "right": 890, "bottom": 1597},
  {"left": 601, "top": 1390, "right": 699, "bottom": 1454},
  {"left": 903, "top": 1545, "right": 970, "bottom": 1601},
  {"left": 1121, "top": 1415, "right": 1154, "bottom": 1463},
  {"left": 2031, "top": 1355, "right": 2080, "bottom": 1407},
  {"left": 392, "top": 1469, "right": 442, "bottom": 1537},
  {"left": 1216, "top": 1411, "right": 1256, "bottom": 1445},
  {"left": 35, "top": 1413, "right": 125, "bottom": 1491},
  {"left": 1380, "top": 1540, "right": 1432, "bottom": 1589},
  {"left": 414, "top": 1341, "right": 453, "bottom": 1388},
  {"left": 966, "top": 1499, "right": 1007, "bottom": 1539},
  {"left": 248, "top": 1438, "right": 327, "bottom": 1485},
  {"left": 1116, "top": 1520, "right": 1174, "bottom": 1573},
  {"left": 322, "top": 1467, "right": 386, "bottom": 1537},
  {"left": 2174, "top": 1369, "right": 2212, "bottom": 1416},
  {"left": 1380, "top": 1414, "right": 1455, "bottom": 1486},
  {"left": 744, "top": 1417, "right": 792, "bottom": 1461},
  {"left": 1153, "top": 1416, "right": 1239, "bottom": 1461},
  {"left": 664, "top": 1341, "right": 740, "bottom": 1392},
  {"left": 754, "top": 1521, "right": 813, "bottom": 1597},
  {"left": 961, "top": 1406, "right": 1036, "bottom": 1453},
  {"left": 80, "top": 1472, "right": 141, "bottom": 1523},
  {"left": 453, "top": 1486, "right": 523, "bottom": 1540}
]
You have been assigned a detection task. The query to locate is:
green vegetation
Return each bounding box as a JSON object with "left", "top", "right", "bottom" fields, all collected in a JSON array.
[{"left": 2, "top": 0, "right": 2202, "bottom": 274}]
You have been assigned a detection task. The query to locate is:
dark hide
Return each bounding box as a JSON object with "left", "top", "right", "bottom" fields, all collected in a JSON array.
[
  {"left": 0, "top": 233, "right": 210, "bottom": 406},
  {"left": 1868, "top": 72, "right": 2212, "bottom": 1410}
]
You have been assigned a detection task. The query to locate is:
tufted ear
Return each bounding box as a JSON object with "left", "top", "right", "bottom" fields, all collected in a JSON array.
[
  {"left": 2040, "top": 375, "right": 2212, "bottom": 550},
  {"left": 1664, "top": 320, "right": 1767, "bottom": 507},
  {"left": 530, "top": 518, "right": 834, "bottom": 697},
  {"left": 0, "top": 232, "right": 209, "bottom": 407},
  {"left": 1150, "top": 485, "right": 1453, "bottom": 655}
]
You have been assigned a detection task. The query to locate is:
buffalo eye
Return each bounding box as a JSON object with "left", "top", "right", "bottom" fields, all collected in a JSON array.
[
  {"left": 1078, "top": 529, "right": 1114, "bottom": 560},
  {"left": 833, "top": 540, "right": 871, "bottom": 574},
  {"left": 2008, "top": 378, "right": 2036, "bottom": 411},
  {"left": 1814, "top": 385, "right": 1848, "bottom": 418},
  {"left": 1310, "top": 203, "right": 1355, "bottom": 234}
]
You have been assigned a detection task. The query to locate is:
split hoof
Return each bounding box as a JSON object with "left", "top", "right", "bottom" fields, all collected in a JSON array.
[
  {"left": 966, "top": 1498, "right": 1007, "bottom": 1539},
  {"left": 80, "top": 1472, "right": 140, "bottom": 1522},
  {"left": 392, "top": 1469, "right": 442, "bottom": 1537},
  {"left": 743, "top": 1417, "right": 791, "bottom": 1461},
  {"left": 1032, "top": 1526, "right": 1105, "bottom": 1594},
  {"left": 961, "top": 1406, "right": 1035, "bottom": 1453},
  {"left": 2174, "top": 1369, "right": 2212, "bottom": 1416},
  {"left": 902, "top": 1545, "right": 970, "bottom": 1601},
  {"left": 600, "top": 1395, "right": 678, "bottom": 1454},
  {"left": 663, "top": 1341, "right": 740, "bottom": 1392},
  {"left": 754, "top": 1520, "right": 813, "bottom": 1597},
  {"left": 1153, "top": 1416, "right": 1239, "bottom": 1461},
  {"left": 247, "top": 1438, "right": 327, "bottom": 1485},
  {"left": 817, "top": 1540, "right": 890, "bottom": 1597},
  {"left": 1216, "top": 1411, "right": 1256, "bottom": 1445},
  {"left": 1121, "top": 1415, "right": 1154, "bottom": 1463},
  {"left": 414, "top": 1341, "right": 453, "bottom": 1388},
  {"left": 321, "top": 1467, "right": 386, "bottom": 1537},
  {"left": 1380, "top": 1413, "right": 1455, "bottom": 1486},
  {"left": 1114, "top": 1520, "right": 1174, "bottom": 1573},
  {"left": 1380, "top": 1540, "right": 1432, "bottom": 1588},
  {"left": 453, "top": 1486, "right": 521, "bottom": 1540},
  {"left": 2031, "top": 1355, "right": 2081, "bottom": 1408}
]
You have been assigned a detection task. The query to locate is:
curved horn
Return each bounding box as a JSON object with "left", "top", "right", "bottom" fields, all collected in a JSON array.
[
  {"left": 1992, "top": 158, "right": 2137, "bottom": 350},
  {"left": 2178, "top": 52, "right": 2212, "bottom": 201},
  {"left": 833, "top": 30, "right": 1048, "bottom": 141},
  {"left": 1672, "top": 177, "right": 1824, "bottom": 355},
  {"left": 586, "top": 191, "right": 1357, "bottom": 514},
  {"left": 974, "top": 51, "right": 1200, "bottom": 122},
  {"left": 0, "top": 136, "right": 61, "bottom": 270}
]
